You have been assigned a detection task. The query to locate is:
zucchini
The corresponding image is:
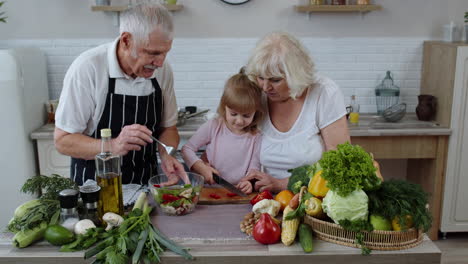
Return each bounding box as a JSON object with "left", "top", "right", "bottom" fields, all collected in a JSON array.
[{"left": 298, "top": 223, "right": 313, "bottom": 253}]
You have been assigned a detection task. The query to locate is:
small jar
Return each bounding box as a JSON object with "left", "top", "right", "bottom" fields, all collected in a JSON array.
[
  {"left": 332, "top": 0, "right": 346, "bottom": 5},
  {"left": 357, "top": 0, "right": 370, "bottom": 5},
  {"left": 310, "top": 0, "right": 324, "bottom": 5},
  {"left": 58, "top": 189, "right": 80, "bottom": 232},
  {"left": 79, "top": 185, "right": 102, "bottom": 226}
]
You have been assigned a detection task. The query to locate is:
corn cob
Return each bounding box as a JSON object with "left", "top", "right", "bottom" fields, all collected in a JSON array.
[{"left": 281, "top": 205, "right": 300, "bottom": 246}]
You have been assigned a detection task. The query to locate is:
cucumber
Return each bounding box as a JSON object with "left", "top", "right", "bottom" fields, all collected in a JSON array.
[{"left": 298, "top": 223, "right": 313, "bottom": 253}]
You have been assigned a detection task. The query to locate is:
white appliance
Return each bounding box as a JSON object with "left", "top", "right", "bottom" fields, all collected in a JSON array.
[{"left": 0, "top": 48, "right": 49, "bottom": 228}]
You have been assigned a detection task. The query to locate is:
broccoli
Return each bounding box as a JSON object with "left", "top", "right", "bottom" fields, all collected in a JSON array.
[{"left": 287, "top": 165, "right": 314, "bottom": 194}]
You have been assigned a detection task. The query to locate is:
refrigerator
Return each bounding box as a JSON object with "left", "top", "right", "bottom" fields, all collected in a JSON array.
[{"left": 0, "top": 48, "right": 49, "bottom": 228}]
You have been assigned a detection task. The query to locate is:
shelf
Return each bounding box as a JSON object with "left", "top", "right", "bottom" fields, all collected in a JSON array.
[
  {"left": 91, "top": 4, "right": 183, "bottom": 12},
  {"left": 295, "top": 4, "right": 382, "bottom": 13}
]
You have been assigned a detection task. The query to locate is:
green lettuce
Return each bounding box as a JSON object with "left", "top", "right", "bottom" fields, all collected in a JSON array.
[{"left": 319, "top": 142, "right": 380, "bottom": 197}]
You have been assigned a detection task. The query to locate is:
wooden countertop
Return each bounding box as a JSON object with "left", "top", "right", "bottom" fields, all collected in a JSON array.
[
  {"left": 31, "top": 114, "right": 451, "bottom": 140},
  {"left": 0, "top": 203, "right": 442, "bottom": 264}
]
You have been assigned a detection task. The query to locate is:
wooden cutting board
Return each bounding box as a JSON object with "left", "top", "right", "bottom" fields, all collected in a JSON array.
[{"left": 198, "top": 186, "right": 257, "bottom": 205}]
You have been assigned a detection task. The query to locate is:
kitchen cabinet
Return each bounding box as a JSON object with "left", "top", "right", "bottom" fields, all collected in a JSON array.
[
  {"left": 422, "top": 42, "right": 468, "bottom": 233},
  {"left": 30, "top": 124, "right": 70, "bottom": 177}
]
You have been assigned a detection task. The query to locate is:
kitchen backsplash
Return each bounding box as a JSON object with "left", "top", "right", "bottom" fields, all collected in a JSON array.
[{"left": 0, "top": 37, "right": 423, "bottom": 113}]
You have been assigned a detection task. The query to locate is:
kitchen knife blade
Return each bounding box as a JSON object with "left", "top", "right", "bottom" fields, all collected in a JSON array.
[{"left": 212, "top": 173, "right": 247, "bottom": 197}]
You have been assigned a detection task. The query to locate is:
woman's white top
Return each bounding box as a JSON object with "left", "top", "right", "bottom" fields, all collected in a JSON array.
[{"left": 260, "top": 75, "right": 347, "bottom": 179}]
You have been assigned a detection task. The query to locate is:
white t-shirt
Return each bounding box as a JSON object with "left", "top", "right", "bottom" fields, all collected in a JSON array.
[
  {"left": 260, "top": 75, "right": 347, "bottom": 179},
  {"left": 56, "top": 38, "right": 178, "bottom": 136}
]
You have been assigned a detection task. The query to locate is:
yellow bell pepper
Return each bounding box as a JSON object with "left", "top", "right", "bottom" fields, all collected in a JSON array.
[{"left": 307, "top": 170, "right": 329, "bottom": 198}]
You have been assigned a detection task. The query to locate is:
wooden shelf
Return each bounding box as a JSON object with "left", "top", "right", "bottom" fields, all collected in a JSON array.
[
  {"left": 91, "top": 4, "right": 183, "bottom": 12},
  {"left": 295, "top": 4, "right": 382, "bottom": 13}
]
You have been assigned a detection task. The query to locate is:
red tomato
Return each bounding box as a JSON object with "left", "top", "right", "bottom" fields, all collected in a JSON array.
[
  {"left": 252, "top": 213, "right": 281, "bottom": 245},
  {"left": 250, "top": 190, "right": 273, "bottom": 205},
  {"left": 209, "top": 193, "right": 221, "bottom": 199}
]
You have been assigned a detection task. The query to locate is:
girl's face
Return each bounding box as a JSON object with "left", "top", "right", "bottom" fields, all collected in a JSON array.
[
  {"left": 256, "top": 76, "right": 290, "bottom": 102},
  {"left": 224, "top": 106, "right": 256, "bottom": 134}
]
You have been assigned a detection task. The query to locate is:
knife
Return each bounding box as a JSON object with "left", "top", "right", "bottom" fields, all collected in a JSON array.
[{"left": 212, "top": 173, "right": 247, "bottom": 197}]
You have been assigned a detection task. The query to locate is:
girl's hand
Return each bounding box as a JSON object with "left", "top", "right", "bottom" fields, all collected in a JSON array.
[
  {"left": 237, "top": 180, "right": 253, "bottom": 194},
  {"left": 243, "top": 170, "right": 287, "bottom": 193},
  {"left": 191, "top": 160, "right": 219, "bottom": 185}
]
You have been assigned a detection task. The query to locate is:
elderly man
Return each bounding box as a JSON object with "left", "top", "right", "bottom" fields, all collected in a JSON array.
[{"left": 54, "top": 2, "right": 185, "bottom": 185}]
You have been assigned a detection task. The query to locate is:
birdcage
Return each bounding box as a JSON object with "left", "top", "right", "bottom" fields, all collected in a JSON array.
[{"left": 375, "top": 71, "right": 400, "bottom": 115}]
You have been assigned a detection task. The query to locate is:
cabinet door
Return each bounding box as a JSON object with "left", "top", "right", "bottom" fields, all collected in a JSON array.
[
  {"left": 37, "top": 139, "right": 70, "bottom": 177},
  {"left": 441, "top": 46, "right": 468, "bottom": 232}
]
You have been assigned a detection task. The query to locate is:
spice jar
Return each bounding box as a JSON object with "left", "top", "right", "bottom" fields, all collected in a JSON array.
[
  {"left": 310, "top": 0, "right": 324, "bottom": 5},
  {"left": 357, "top": 0, "right": 370, "bottom": 4},
  {"left": 80, "top": 185, "right": 101, "bottom": 226},
  {"left": 58, "top": 189, "right": 80, "bottom": 232},
  {"left": 332, "top": 0, "right": 346, "bottom": 5}
]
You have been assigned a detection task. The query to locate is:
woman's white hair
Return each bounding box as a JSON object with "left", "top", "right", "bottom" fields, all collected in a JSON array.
[
  {"left": 120, "top": 0, "right": 174, "bottom": 47},
  {"left": 245, "top": 32, "right": 317, "bottom": 99}
]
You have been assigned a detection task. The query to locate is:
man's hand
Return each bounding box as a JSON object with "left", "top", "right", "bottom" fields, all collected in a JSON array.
[
  {"left": 159, "top": 155, "right": 190, "bottom": 187},
  {"left": 112, "top": 124, "right": 153, "bottom": 156}
]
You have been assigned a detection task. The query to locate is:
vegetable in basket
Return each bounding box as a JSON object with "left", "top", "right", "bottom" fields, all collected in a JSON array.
[
  {"left": 367, "top": 179, "right": 432, "bottom": 232},
  {"left": 287, "top": 165, "right": 315, "bottom": 194},
  {"left": 322, "top": 189, "right": 369, "bottom": 224},
  {"left": 319, "top": 142, "right": 381, "bottom": 196}
]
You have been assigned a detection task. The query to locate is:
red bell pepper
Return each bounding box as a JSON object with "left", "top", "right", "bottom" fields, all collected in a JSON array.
[
  {"left": 250, "top": 190, "right": 273, "bottom": 205},
  {"left": 162, "top": 194, "right": 180, "bottom": 203},
  {"left": 226, "top": 192, "right": 238, "bottom": 197}
]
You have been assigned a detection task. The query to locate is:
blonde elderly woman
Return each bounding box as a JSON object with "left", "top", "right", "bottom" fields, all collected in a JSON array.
[{"left": 242, "top": 32, "right": 350, "bottom": 193}]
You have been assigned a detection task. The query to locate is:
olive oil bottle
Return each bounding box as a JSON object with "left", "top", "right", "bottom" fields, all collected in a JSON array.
[{"left": 95, "top": 128, "right": 124, "bottom": 217}]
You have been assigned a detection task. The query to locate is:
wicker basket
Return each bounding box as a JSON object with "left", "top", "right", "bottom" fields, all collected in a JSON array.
[{"left": 304, "top": 215, "right": 424, "bottom": 250}]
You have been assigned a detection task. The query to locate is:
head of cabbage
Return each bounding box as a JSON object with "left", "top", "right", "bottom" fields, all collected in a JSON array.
[{"left": 322, "top": 189, "right": 369, "bottom": 224}]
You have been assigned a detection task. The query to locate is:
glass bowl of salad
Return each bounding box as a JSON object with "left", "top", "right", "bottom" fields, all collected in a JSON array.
[{"left": 149, "top": 172, "right": 204, "bottom": 216}]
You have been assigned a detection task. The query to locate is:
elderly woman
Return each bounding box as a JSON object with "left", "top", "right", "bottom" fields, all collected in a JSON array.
[{"left": 242, "top": 32, "right": 350, "bottom": 193}]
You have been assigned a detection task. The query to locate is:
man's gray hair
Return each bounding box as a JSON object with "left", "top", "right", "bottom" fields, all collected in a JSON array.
[{"left": 120, "top": 0, "right": 174, "bottom": 45}]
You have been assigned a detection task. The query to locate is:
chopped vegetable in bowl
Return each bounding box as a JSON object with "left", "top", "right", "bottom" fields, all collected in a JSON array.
[{"left": 149, "top": 173, "right": 204, "bottom": 216}]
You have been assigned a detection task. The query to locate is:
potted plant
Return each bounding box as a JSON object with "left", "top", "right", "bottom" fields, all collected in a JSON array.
[{"left": 0, "top": 1, "right": 7, "bottom": 23}]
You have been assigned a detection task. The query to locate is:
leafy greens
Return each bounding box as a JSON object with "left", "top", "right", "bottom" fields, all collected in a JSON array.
[{"left": 319, "top": 142, "right": 379, "bottom": 196}]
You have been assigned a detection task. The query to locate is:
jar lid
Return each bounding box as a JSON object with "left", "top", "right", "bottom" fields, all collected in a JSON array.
[
  {"left": 100, "top": 128, "right": 112, "bottom": 138},
  {"left": 79, "top": 185, "right": 101, "bottom": 204},
  {"left": 58, "top": 189, "right": 79, "bottom": 209}
]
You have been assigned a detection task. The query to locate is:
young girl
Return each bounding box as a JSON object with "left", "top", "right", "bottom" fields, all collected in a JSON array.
[{"left": 181, "top": 69, "right": 265, "bottom": 194}]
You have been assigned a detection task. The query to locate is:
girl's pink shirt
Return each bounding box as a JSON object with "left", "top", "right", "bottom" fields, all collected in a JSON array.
[{"left": 181, "top": 118, "right": 261, "bottom": 185}]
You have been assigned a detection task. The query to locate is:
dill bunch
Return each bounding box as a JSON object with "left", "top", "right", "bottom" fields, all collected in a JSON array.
[{"left": 367, "top": 179, "right": 432, "bottom": 232}]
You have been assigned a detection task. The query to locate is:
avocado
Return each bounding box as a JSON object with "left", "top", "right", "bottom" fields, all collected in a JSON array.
[{"left": 44, "top": 225, "right": 75, "bottom": 246}]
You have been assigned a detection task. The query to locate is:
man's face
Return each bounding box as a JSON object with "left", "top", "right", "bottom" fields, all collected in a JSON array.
[{"left": 125, "top": 29, "right": 173, "bottom": 78}]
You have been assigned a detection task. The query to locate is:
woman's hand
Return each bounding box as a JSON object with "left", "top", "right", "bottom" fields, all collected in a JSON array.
[
  {"left": 191, "top": 160, "right": 219, "bottom": 185},
  {"left": 237, "top": 180, "right": 253, "bottom": 194},
  {"left": 243, "top": 170, "right": 288, "bottom": 193},
  {"left": 160, "top": 155, "right": 190, "bottom": 187},
  {"left": 112, "top": 124, "right": 153, "bottom": 156}
]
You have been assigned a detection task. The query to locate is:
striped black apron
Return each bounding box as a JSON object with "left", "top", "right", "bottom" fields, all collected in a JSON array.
[{"left": 70, "top": 77, "right": 163, "bottom": 185}]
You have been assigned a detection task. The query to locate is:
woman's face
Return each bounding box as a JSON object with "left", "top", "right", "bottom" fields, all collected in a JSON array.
[
  {"left": 256, "top": 76, "right": 290, "bottom": 102},
  {"left": 224, "top": 106, "right": 255, "bottom": 134}
]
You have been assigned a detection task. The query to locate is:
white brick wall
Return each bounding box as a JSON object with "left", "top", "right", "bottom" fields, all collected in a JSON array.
[{"left": 0, "top": 37, "right": 424, "bottom": 113}]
